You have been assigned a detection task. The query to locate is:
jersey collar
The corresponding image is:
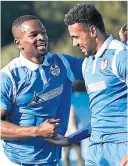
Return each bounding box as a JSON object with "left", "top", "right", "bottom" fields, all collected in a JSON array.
[
  {"left": 19, "top": 52, "right": 50, "bottom": 71},
  {"left": 95, "top": 34, "right": 113, "bottom": 58}
]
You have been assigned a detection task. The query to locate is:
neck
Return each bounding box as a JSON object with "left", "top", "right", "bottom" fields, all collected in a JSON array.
[
  {"left": 96, "top": 33, "right": 108, "bottom": 52},
  {"left": 21, "top": 51, "right": 45, "bottom": 64},
  {"left": 30, "top": 56, "right": 44, "bottom": 64}
]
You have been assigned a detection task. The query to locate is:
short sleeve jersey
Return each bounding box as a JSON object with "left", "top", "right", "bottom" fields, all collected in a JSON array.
[
  {"left": 0, "top": 52, "right": 83, "bottom": 164},
  {"left": 82, "top": 35, "right": 127, "bottom": 144}
]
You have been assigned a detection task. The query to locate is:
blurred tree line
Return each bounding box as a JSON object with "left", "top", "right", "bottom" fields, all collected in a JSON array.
[{"left": 1, "top": 1, "right": 127, "bottom": 91}]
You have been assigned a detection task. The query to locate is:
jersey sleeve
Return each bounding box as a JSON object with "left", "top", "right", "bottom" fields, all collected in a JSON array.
[
  {"left": 112, "top": 46, "right": 127, "bottom": 84},
  {"left": 63, "top": 54, "right": 84, "bottom": 80},
  {"left": 67, "top": 120, "right": 91, "bottom": 144},
  {"left": 116, "top": 49, "right": 127, "bottom": 82},
  {"left": 0, "top": 72, "right": 13, "bottom": 111}
]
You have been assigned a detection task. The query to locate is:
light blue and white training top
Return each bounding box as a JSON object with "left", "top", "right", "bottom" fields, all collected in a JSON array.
[
  {"left": 82, "top": 35, "right": 127, "bottom": 145},
  {"left": 0, "top": 52, "right": 83, "bottom": 164}
]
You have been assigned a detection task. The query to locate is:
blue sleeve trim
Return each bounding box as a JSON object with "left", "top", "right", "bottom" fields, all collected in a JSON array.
[{"left": 67, "top": 121, "right": 91, "bottom": 144}]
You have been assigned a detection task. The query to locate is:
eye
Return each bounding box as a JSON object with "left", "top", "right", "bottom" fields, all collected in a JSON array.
[
  {"left": 41, "top": 32, "right": 46, "bottom": 36},
  {"left": 72, "top": 36, "right": 79, "bottom": 39},
  {"left": 29, "top": 33, "right": 37, "bottom": 38},
  {"left": 74, "top": 36, "right": 79, "bottom": 39}
]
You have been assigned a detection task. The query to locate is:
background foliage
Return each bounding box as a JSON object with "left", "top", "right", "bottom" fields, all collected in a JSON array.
[{"left": 1, "top": 1, "right": 127, "bottom": 68}]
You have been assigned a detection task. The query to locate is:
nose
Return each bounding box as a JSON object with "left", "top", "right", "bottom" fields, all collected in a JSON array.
[
  {"left": 36, "top": 33, "right": 48, "bottom": 43},
  {"left": 37, "top": 33, "right": 44, "bottom": 40},
  {"left": 73, "top": 38, "right": 78, "bottom": 47}
]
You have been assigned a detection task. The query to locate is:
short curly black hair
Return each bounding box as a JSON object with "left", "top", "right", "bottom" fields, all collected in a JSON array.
[
  {"left": 12, "top": 15, "right": 38, "bottom": 38},
  {"left": 121, "top": 23, "right": 127, "bottom": 32},
  {"left": 64, "top": 3, "right": 105, "bottom": 33}
]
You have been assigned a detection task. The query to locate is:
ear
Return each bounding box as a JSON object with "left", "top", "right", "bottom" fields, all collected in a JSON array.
[
  {"left": 14, "top": 39, "right": 23, "bottom": 50},
  {"left": 90, "top": 25, "right": 97, "bottom": 38}
]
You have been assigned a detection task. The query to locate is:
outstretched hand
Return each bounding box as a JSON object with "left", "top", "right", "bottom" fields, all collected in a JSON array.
[{"left": 45, "top": 134, "right": 71, "bottom": 147}]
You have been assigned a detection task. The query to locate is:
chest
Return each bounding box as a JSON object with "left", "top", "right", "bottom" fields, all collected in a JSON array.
[
  {"left": 83, "top": 57, "right": 118, "bottom": 93},
  {"left": 14, "top": 64, "right": 66, "bottom": 107}
]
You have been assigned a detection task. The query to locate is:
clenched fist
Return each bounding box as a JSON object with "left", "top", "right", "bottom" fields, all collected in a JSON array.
[{"left": 36, "top": 119, "right": 60, "bottom": 138}]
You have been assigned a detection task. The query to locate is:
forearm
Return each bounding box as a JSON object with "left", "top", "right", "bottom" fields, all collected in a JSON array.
[
  {"left": 67, "top": 121, "right": 91, "bottom": 144},
  {"left": 1, "top": 118, "right": 59, "bottom": 140},
  {"left": 44, "top": 126, "right": 91, "bottom": 147},
  {"left": 1, "top": 120, "right": 38, "bottom": 140}
]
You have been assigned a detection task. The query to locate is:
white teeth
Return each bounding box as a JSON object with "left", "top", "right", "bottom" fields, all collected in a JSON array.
[
  {"left": 37, "top": 43, "right": 46, "bottom": 46},
  {"left": 37, "top": 46, "right": 45, "bottom": 49},
  {"left": 81, "top": 48, "right": 86, "bottom": 52},
  {"left": 37, "top": 44, "right": 45, "bottom": 46}
]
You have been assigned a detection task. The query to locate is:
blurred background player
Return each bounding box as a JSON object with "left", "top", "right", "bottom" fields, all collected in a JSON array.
[
  {"left": 63, "top": 105, "right": 84, "bottom": 166},
  {"left": 119, "top": 23, "right": 128, "bottom": 166},
  {"left": 119, "top": 23, "right": 128, "bottom": 44}
]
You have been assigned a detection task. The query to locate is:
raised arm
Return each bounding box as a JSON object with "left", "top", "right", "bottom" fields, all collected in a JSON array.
[{"left": 63, "top": 54, "right": 84, "bottom": 80}]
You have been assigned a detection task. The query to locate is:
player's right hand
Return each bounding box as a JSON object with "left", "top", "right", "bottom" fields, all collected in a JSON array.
[
  {"left": 37, "top": 119, "right": 60, "bottom": 138},
  {"left": 44, "top": 134, "right": 71, "bottom": 147}
]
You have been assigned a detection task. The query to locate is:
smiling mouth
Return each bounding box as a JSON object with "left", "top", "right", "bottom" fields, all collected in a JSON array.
[
  {"left": 37, "top": 43, "right": 46, "bottom": 47},
  {"left": 36, "top": 43, "right": 47, "bottom": 51},
  {"left": 80, "top": 47, "right": 86, "bottom": 52},
  {"left": 36, "top": 43, "right": 47, "bottom": 50}
]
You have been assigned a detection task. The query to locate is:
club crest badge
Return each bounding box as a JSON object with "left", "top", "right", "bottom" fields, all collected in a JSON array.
[
  {"left": 100, "top": 58, "right": 108, "bottom": 71},
  {"left": 50, "top": 64, "right": 60, "bottom": 76}
]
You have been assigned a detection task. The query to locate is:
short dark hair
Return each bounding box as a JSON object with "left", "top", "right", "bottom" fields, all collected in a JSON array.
[
  {"left": 64, "top": 3, "right": 105, "bottom": 33},
  {"left": 12, "top": 15, "right": 37, "bottom": 37},
  {"left": 121, "top": 23, "right": 127, "bottom": 32}
]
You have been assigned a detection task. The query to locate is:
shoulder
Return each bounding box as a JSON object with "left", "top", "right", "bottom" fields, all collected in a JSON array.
[
  {"left": 108, "top": 39, "right": 127, "bottom": 52},
  {"left": 61, "top": 54, "right": 83, "bottom": 64},
  {"left": 107, "top": 39, "right": 127, "bottom": 62},
  {"left": 1, "top": 57, "right": 22, "bottom": 75},
  {"left": 1, "top": 57, "right": 22, "bottom": 86},
  {"left": 49, "top": 52, "right": 83, "bottom": 64},
  {"left": 49, "top": 53, "right": 78, "bottom": 81},
  {"left": 109, "top": 40, "right": 127, "bottom": 78}
]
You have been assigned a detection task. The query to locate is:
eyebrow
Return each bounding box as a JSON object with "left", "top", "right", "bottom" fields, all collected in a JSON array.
[
  {"left": 29, "top": 31, "right": 38, "bottom": 34},
  {"left": 29, "top": 29, "right": 46, "bottom": 34},
  {"left": 71, "top": 35, "right": 78, "bottom": 38}
]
